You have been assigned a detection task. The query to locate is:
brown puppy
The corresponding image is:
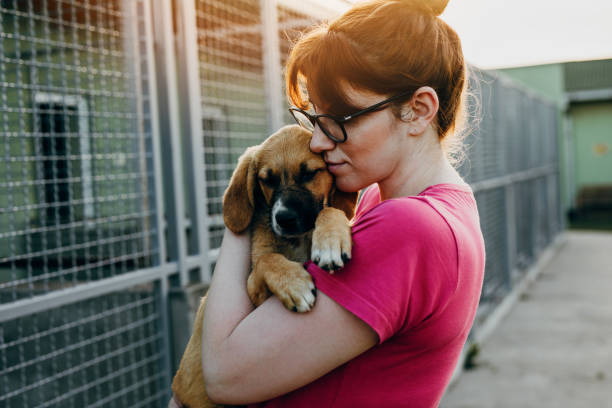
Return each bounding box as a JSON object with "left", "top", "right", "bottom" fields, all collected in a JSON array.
[{"left": 170, "top": 125, "right": 357, "bottom": 407}]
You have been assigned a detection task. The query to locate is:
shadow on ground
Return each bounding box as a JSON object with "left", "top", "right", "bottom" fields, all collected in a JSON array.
[{"left": 568, "top": 209, "right": 612, "bottom": 231}]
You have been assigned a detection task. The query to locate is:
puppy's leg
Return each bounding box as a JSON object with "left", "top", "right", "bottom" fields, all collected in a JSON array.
[
  {"left": 311, "top": 207, "right": 352, "bottom": 272},
  {"left": 171, "top": 296, "right": 220, "bottom": 408},
  {"left": 246, "top": 263, "right": 271, "bottom": 308},
  {"left": 248, "top": 253, "right": 316, "bottom": 313}
]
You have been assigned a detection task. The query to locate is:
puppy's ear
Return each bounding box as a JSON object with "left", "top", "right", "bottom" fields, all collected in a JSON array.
[
  {"left": 329, "top": 188, "right": 358, "bottom": 220},
  {"left": 223, "top": 146, "right": 258, "bottom": 233}
]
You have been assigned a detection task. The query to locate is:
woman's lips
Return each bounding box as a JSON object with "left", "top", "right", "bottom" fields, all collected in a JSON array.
[{"left": 326, "top": 162, "right": 346, "bottom": 173}]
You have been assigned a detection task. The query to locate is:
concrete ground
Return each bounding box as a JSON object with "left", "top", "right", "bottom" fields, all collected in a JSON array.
[{"left": 440, "top": 231, "right": 612, "bottom": 408}]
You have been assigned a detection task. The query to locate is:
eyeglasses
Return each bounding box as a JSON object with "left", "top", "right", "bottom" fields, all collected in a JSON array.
[{"left": 288, "top": 90, "right": 413, "bottom": 143}]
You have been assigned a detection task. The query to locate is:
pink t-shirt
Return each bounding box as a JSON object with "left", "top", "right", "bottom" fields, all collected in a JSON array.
[{"left": 250, "top": 183, "right": 485, "bottom": 408}]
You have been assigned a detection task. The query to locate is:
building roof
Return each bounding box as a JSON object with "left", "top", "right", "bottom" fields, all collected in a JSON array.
[{"left": 564, "top": 59, "right": 612, "bottom": 92}]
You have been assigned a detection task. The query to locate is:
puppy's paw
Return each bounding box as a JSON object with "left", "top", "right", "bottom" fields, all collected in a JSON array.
[
  {"left": 311, "top": 207, "right": 352, "bottom": 273},
  {"left": 270, "top": 264, "right": 316, "bottom": 312},
  {"left": 254, "top": 254, "right": 317, "bottom": 313}
]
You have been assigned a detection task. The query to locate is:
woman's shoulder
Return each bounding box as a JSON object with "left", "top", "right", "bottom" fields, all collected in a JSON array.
[
  {"left": 354, "top": 184, "right": 461, "bottom": 231},
  {"left": 352, "top": 190, "right": 456, "bottom": 250}
]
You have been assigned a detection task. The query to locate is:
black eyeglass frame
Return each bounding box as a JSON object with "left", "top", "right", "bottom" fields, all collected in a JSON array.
[{"left": 288, "top": 90, "right": 414, "bottom": 143}]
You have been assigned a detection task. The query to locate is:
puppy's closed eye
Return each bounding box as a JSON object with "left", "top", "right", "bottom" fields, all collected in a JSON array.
[
  {"left": 297, "top": 165, "right": 323, "bottom": 184},
  {"left": 259, "top": 169, "right": 280, "bottom": 188}
]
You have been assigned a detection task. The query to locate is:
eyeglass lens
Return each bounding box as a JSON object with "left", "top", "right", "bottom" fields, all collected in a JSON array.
[
  {"left": 317, "top": 116, "right": 344, "bottom": 142},
  {"left": 290, "top": 109, "right": 315, "bottom": 131},
  {"left": 291, "top": 110, "right": 345, "bottom": 142}
]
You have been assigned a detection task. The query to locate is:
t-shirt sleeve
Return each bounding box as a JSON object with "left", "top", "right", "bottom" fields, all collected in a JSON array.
[{"left": 306, "top": 198, "right": 459, "bottom": 343}]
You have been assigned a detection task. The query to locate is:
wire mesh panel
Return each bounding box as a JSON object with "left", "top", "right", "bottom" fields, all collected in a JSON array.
[
  {"left": 481, "top": 77, "right": 505, "bottom": 180},
  {"left": 475, "top": 187, "right": 508, "bottom": 302},
  {"left": 0, "top": 284, "right": 168, "bottom": 408},
  {"left": 0, "top": 0, "right": 158, "bottom": 303},
  {"left": 515, "top": 179, "right": 537, "bottom": 268},
  {"left": 535, "top": 176, "right": 549, "bottom": 250},
  {"left": 461, "top": 69, "right": 495, "bottom": 183},
  {"left": 501, "top": 85, "right": 525, "bottom": 175},
  {"left": 0, "top": 1, "right": 169, "bottom": 407},
  {"left": 196, "top": 0, "right": 269, "bottom": 250},
  {"left": 277, "top": 4, "right": 317, "bottom": 125},
  {"left": 463, "top": 69, "right": 561, "bottom": 309}
]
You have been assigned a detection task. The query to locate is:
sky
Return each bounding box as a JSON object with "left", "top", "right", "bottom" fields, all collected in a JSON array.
[{"left": 439, "top": 0, "right": 612, "bottom": 69}]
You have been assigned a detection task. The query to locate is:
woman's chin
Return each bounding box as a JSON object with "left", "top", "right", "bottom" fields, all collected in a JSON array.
[{"left": 334, "top": 177, "right": 365, "bottom": 194}]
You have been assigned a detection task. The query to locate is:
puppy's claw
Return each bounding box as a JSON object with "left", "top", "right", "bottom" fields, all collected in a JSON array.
[
  {"left": 311, "top": 208, "right": 352, "bottom": 274},
  {"left": 314, "top": 257, "right": 345, "bottom": 273},
  {"left": 286, "top": 286, "right": 316, "bottom": 313},
  {"left": 268, "top": 266, "right": 316, "bottom": 313}
]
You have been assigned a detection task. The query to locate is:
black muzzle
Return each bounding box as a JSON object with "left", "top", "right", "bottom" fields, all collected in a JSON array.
[{"left": 270, "top": 186, "right": 322, "bottom": 237}]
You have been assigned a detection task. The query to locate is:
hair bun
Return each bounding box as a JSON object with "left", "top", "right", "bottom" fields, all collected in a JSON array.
[
  {"left": 399, "top": 0, "right": 449, "bottom": 16},
  {"left": 430, "top": 0, "right": 450, "bottom": 16}
]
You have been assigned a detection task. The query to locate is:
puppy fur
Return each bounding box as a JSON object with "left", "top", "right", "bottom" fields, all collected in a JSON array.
[{"left": 170, "top": 125, "right": 357, "bottom": 407}]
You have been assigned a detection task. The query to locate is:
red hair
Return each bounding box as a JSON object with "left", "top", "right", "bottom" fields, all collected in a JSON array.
[{"left": 286, "top": 0, "right": 467, "bottom": 145}]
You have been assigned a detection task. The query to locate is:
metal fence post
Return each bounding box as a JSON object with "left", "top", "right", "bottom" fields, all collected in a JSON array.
[
  {"left": 261, "top": 0, "right": 285, "bottom": 134},
  {"left": 150, "top": 0, "right": 196, "bottom": 378},
  {"left": 150, "top": 0, "right": 189, "bottom": 282},
  {"left": 175, "top": 0, "right": 212, "bottom": 284},
  {"left": 137, "top": 0, "right": 174, "bottom": 397},
  {"left": 505, "top": 182, "right": 518, "bottom": 286}
]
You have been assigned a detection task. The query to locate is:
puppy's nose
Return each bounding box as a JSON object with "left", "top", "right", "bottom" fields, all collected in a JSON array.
[{"left": 275, "top": 209, "right": 299, "bottom": 231}]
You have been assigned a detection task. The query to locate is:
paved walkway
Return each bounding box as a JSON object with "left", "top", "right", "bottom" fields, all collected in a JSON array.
[{"left": 440, "top": 231, "right": 612, "bottom": 408}]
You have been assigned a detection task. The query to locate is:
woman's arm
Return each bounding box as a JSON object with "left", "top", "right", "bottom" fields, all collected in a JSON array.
[{"left": 201, "top": 228, "right": 378, "bottom": 405}]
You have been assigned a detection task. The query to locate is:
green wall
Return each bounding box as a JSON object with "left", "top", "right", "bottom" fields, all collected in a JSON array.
[
  {"left": 500, "top": 62, "right": 612, "bottom": 214},
  {"left": 499, "top": 64, "right": 570, "bottom": 214},
  {"left": 569, "top": 102, "right": 612, "bottom": 186},
  {"left": 500, "top": 63, "right": 566, "bottom": 107}
]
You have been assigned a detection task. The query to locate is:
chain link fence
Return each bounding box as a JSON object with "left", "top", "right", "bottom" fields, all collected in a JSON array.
[{"left": 0, "top": 1, "right": 561, "bottom": 406}]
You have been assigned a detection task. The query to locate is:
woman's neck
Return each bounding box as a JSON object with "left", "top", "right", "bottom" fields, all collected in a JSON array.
[{"left": 378, "top": 131, "right": 466, "bottom": 201}]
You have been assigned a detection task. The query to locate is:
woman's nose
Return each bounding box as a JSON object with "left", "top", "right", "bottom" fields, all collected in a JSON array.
[{"left": 309, "top": 125, "right": 336, "bottom": 153}]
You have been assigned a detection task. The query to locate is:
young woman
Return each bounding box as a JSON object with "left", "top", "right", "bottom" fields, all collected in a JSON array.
[{"left": 201, "top": 1, "right": 485, "bottom": 407}]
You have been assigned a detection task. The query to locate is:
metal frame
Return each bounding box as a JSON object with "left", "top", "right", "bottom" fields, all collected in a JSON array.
[
  {"left": 0, "top": 263, "right": 176, "bottom": 322},
  {"left": 175, "top": 0, "right": 211, "bottom": 282},
  {"left": 261, "top": 0, "right": 285, "bottom": 133},
  {"left": 150, "top": 0, "right": 189, "bottom": 285},
  {"left": 567, "top": 87, "right": 612, "bottom": 103}
]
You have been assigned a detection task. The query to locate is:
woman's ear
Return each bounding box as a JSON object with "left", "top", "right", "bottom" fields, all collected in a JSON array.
[
  {"left": 222, "top": 146, "right": 258, "bottom": 233},
  {"left": 404, "top": 86, "right": 439, "bottom": 135},
  {"left": 329, "top": 187, "right": 358, "bottom": 220}
]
